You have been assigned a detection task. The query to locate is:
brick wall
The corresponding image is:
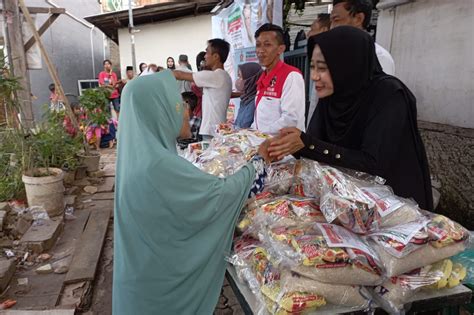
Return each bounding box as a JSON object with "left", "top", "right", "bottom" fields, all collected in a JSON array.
[
  {"left": 419, "top": 121, "right": 474, "bottom": 229},
  {"left": 108, "top": 39, "right": 121, "bottom": 79}
]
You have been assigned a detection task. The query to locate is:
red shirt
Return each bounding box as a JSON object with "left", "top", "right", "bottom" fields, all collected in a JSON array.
[{"left": 98, "top": 71, "right": 120, "bottom": 99}]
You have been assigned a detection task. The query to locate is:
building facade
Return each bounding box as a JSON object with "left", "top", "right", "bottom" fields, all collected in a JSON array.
[{"left": 376, "top": 0, "right": 474, "bottom": 228}]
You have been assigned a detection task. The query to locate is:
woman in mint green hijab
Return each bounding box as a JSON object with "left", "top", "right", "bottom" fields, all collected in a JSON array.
[{"left": 113, "top": 70, "right": 266, "bottom": 314}]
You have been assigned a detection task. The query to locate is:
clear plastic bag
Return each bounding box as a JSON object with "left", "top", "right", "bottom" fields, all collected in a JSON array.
[
  {"left": 193, "top": 129, "right": 269, "bottom": 177},
  {"left": 289, "top": 159, "right": 324, "bottom": 200},
  {"left": 373, "top": 214, "right": 470, "bottom": 277},
  {"left": 318, "top": 166, "right": 424, "bottom": 234},
  {"left": 250, "top": 246, "right": 326, "bottom": 315},
  {"left": 372, "top": 258, "right": 465, "bottom": 313},
  {"left": 261, "top": 223, "right": 383, "bottom": 285},
  {"left": 30, "top": 206, "right": 50, "bottom": 225},
  {"left": 369, "top": 219, "right": 430, "bottom": 258},
  {"left": 264, "top": 161, "right": 297, "bottom": 195},
  {"left": 451, "top": 245, "right": 474, "bottom": 284},
  {"left": 240, "top": 195, "right": 327, "bottom": 236},
  {"left": 280, "top": 270, "right": 370, "bottom": 308}
]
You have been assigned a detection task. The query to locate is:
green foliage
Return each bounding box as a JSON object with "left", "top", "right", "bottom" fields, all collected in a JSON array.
[
  {"left": 0, "top": 130, "right": 24, "bottom": 201},
  {"left": 0, "top": 53, "right": 22, "bottom": 116},
  {"left": 79, "top": 87, "right": 111, "bottom": 127},
  {"left": 0, "top": 60, "right": 82, "bottom": 200}
]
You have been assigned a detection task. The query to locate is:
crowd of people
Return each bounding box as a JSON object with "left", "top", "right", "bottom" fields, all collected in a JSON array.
[{"left": 109, "top": 1, "right": 434, "bottom": 314}]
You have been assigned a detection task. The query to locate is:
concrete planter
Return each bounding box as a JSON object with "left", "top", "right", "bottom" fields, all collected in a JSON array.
[
  {"left": 77, "top": 151, "right": 100, "bottom": 172},
  {"left": 75, "top": 165, "right": 88, "bottom": 180},
  {"left": 62, "top": 168, "right": 76, "bottom": 185},
  {"left": 22, "top": 168, "right": 65, "bottom": 217}
]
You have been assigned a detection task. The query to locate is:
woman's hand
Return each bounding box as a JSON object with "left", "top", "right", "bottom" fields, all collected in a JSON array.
[
  {"left": 257, "top": 139, "right": 273, "bottom": 163},
  {"left": 268, "top": 127, "right": 305, "bottom": 161}
]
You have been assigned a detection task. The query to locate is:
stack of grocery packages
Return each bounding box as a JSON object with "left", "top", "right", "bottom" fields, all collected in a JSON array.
[{"left": 187, "top": 128, "right": 472, "bottom": 315}]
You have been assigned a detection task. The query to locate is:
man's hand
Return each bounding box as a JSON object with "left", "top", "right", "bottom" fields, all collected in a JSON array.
[
  {"left": 268, "top": 127, "right": 305, "bottom": 161},
  {"left": 173, "top": 70, "right": 194, "bottom": 82}
]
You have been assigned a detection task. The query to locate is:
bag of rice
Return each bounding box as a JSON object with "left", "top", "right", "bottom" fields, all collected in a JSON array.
[
  {"left": 372, "top": 258, "right": 467, "bottom": 313},
  {"left": 237, "top": 192, "right": 276, "bottom": 232},
  {"left": 371, "top": 214, "right": 469, "bottom": 277},
  {"left": 251, "top": 246, "right": 326, "bottom": 314},
  {"left": 264, "top": 223, "right": 383, "bottom": 285},
  {"left": 318, "top": 166, "right": 424, "bottom": 234},
  {"left": 238, "top": 195, "right": 327, "bottom": 235},
  {"left": 280, "top": 270, "right": 370, "bottom": 308}
]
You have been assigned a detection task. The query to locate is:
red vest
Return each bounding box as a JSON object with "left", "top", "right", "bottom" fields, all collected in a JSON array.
[{"left": 256, "top": 60, "right": 302, "bottom": 106}]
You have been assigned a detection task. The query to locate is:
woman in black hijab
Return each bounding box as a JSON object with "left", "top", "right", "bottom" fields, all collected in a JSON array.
[{"left": 268, "top": 26, "right": 434, "bottom": 211}]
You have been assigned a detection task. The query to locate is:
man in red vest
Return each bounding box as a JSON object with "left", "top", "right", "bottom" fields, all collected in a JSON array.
[{"left": 251, "top": 23, "right": 306, "bottom": 135}]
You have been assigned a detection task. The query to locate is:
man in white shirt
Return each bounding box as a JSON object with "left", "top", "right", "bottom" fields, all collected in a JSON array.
[
  {"left": 330, "top": 0, "right": 395, "bottom": 75},
  {"left": 176, "top": 55, "right": 192, "bottom": 93},
  {"left": 173, "top": 39, "right": 232, "bottom": 140},
  {"left": 252, "top": 23, "right": 306, "bottom": 135}
]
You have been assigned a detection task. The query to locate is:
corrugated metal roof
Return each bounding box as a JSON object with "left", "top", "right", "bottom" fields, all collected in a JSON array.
[{"left": 84, "top": 1, "right": 219, "bottom": 43}]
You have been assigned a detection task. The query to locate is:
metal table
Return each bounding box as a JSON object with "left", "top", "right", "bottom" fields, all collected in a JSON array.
[{"left": 226, "top": 265, "right": 472, "bottom": 315}]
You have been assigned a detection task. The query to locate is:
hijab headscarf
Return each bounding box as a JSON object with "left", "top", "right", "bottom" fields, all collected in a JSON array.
[
  {"left": 113, "top": 70, "right": 256, "bottom": 314},
  {"left": 307, "top": 26, "right": 384, "bottom": 143},
  {"left": 239, "top": 62, "right": 263, "bottom": 105},
  {"left": 306, "top": 26, "right": 433, "bottom": 211}
]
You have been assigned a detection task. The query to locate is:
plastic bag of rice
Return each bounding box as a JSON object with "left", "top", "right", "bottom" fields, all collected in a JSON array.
[{"left": 371, "top": 214, "right": 469, "bottom": 277}]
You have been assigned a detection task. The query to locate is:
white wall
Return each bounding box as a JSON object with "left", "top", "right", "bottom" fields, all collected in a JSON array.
[
  {"left": 376, "top": 0, "right": 474, "bottom": 129},
  {"left": 118, "top": 14, "right": 213, "bottom": 76}
]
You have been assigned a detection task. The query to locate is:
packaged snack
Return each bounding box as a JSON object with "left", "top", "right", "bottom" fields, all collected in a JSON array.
[
  {"left": 287, "top": 197, "right": 326, "bottom": 223},
  {"left": 237, "top": 192, "right": 276, "bottom": 232},
  {"left": 193, "top": 129, "right": 269, "bottom": 177},
  {"left": 290, "top": 159, "right": 324, "bottom": 199},
  {"left": 251, "top": 246, "right": 326, "bottom": 315},
  {"left": 318, "top": 167, "right": 377, "bottom": 234},
  {"left": 427, "top": 214, "right": 469, "bottom": 248},
  {"left": 315, "top": 165, "right": 423, "bottom": 234},
  {"left": 265, "top": 161, "right": 297, "bottom": 195},
  {"left": 261, "top": 284, "right": 326, "bottom": 315}
]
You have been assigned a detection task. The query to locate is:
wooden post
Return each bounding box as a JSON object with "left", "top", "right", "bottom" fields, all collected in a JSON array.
[
  {"left": 17, "top": 0, "right": 90, "bottom": 154},
  {"left": 24, "top": 13, "right": 60, "bottom": 51},
  {"left": 2, "top": 0, "right": 35, "bottom": 128}
]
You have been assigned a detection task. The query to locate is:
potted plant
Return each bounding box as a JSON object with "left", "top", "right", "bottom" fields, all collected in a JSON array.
[
  {"left": 1, "top": 56, "right": 78, "bottom": 215},
  {"left": 77, "top": 87, "right": 111, "bottom": 173},
  {"left": 44, "top": 110, "right": 83, "bottom": 184}
]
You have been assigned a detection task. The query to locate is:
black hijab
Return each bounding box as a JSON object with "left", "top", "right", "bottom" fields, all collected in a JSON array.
[
  {"left": 307, "top": 26, "right": 385, "bottom": 143},
  {"left": 306, "top": 26, "right": 433, "bottom": 211}
]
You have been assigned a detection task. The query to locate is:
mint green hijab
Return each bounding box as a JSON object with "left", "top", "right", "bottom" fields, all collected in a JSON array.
[{"left": 113, "top": 70, "right": 255, "bottom": 315}]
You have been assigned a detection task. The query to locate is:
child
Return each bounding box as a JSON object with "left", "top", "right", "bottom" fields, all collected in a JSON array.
[
  {"left": 181, "top": 92, "right": 201, "bottom": 141},
  {"left": 49, "top": 83, "right": 64, "bottom": 112},
  {"left": 63, "top": 102, "right": 84, "bottom": 137}
]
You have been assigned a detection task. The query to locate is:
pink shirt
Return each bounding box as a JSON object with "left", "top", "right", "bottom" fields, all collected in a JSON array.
[{"left": 98, "top": 71, "right": 120, "bottom": 99}]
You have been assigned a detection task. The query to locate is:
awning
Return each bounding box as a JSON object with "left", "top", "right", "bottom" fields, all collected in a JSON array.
[{"left": 84, "top": 0, "right": 219, "bottom": 43}]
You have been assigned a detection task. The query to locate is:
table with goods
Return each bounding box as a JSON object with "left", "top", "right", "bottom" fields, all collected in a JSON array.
[{"left": 179, "top": 126, "right": 473, "bottom": 315}]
